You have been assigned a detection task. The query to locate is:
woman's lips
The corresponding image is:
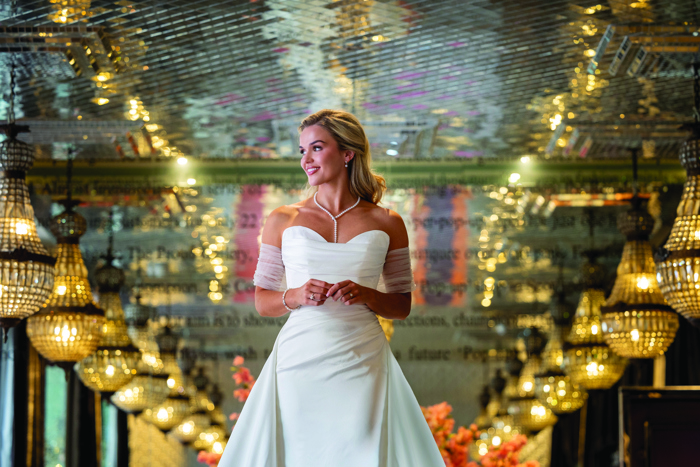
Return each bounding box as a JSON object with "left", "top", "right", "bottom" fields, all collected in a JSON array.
[{"left": 306, "top": 166, "right": 319, "bottom": 175}]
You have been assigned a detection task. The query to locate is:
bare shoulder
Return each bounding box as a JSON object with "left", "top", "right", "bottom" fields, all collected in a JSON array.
[
  {"left": 261, "top": 204, "right": 300, "bottom": 247},
  {"left": 367, "top": 204, "right": 408, "bottom": 250}
]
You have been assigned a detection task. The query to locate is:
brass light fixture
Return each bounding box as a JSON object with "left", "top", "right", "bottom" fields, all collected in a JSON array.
[
  {"left": 535, "top": 283, "right": 587, "bottom": 414},
  {"left": 508, "top": 327, "right": 557, "bottom": 431},
  {"left": 168, "top": 406, "right": 211, "bottom": 444},
  {"left": 565, "top": 254, "right": 628, "bottom": 390},
  {"left": 602, "top": 199, "right": 678, "bottom": 358},
  {"left": 0, "top": 60, "right": 55, "bottom": 339},
  {"left": 110, "top": 360, "right": 170, "bottom": 413},
  {"left": 141, "top": 327, "right": 190, "bottom": 431},
  {"left": 26, "top": 159, "right": 105, "bottom": 371},
  {"left": 656, "top": 63, "right": 700, "bottom": 320},
  {"left": 75, "top": 225, "right": 140, "bottom": 394}
]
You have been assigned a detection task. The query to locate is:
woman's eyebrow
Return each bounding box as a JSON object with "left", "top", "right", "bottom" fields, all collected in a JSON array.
[{"left": 299, "top": 140, "right": 325, "bottom": 148}]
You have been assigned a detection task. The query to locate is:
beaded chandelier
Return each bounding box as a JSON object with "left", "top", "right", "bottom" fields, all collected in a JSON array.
[
  {"left": 76, "top": 232, "right": 140, "bottom": 393},
  {"left": 656, "top": 66, "right": 700, "bottom": 319},
  {"left": 141, "top": 328, "right": 190, "bottom": 431},
  {"left": 565, "top": 256, "right": 628, "bottom": 390},
  {"left": 601, "top": 200, "right": 678, "bottom": 358},
  {"left": 0, "top": 62, "right": 55, "bottom": 339},
  {"left": 169, "top": 406, "right": 211, "bottom": 444},
  {"left": 26, "top": 160, "right": 105, "bottom": 369},
  {"left": 110, "top": 361, "right": 170, "bottom": 414}
]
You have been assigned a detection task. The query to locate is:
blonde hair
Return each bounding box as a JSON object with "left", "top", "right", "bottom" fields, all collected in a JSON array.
[{"left": 299, "top": 109, "right": 386, "bottom": 204}]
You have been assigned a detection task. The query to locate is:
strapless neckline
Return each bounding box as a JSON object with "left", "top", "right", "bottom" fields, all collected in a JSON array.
[{"left": 283, "top": 225, "right": 389, "bottom": 245}]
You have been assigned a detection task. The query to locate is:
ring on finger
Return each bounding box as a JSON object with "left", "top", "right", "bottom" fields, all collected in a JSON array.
[
  {"left": 311, "top": 292, "right": 315, "bottom": 300},
  {"left": 349, "top": 292, "right": 354, "bottom": 298}
]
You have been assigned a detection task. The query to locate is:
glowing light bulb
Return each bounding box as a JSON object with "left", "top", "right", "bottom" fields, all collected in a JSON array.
[
  {"left": 56, "top": 285, "right": 67, "bottom": 295},
  {"left": 591, "top": 324, "right": 598, "bottom": 335},
  {"left": 630, "top": 329, "right": 639, "bottom": 342},
  {"left": 492, "top": 436, "right": 502, "bottom": 446},
  {"left": 523, "top": 381, "right": 533, "bottom": 392},
  {"left": 637, "top": 276, "right": 650, "bottom": 290},
  {"left": 15, "top": 222, "right": 28, "bottom": 235},
  {"left": 167, "top": 377, "right": 176, "bottom": 388},
  {"left": 106, "top": 365, "right": 115, "bottom": 377}
]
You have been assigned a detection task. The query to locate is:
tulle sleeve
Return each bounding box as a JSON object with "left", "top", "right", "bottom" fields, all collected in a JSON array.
[
  {"left": 379, "top": 247, "right": 415, "bottom": 294},
  {"left": 253, "top": 243, "right": 286, "bottom": 292}
]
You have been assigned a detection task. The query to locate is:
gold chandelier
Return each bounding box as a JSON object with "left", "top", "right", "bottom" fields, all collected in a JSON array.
[
  {"left": 110, "top": 362, "right": 170, "bottom": 413},
  {"left": 0, "top": 63, "right": 55, "bottom": 339},
  {"left": 76, "top": 238, "right": 140, "bottom": 393},
  {"left": 535, "top": 322, "right": 587, "bottom": 414},
  {"left": 169, "top": 407, "right": 211, "bottom": 444},
  {"left": 192, "top": 423, "right": 227, "bottom": 452},
  {"left": 565, "top": 256, "right": 628, "bottom": 390},
  {"left": 601, "top": 201, "right": 678, "bottom": 358},
  {"left": 26, "top": 161, "right": 105, "bottom": 369},
  {"left": 124, "top": 291, "right": 163, "bottom": 372},
  {"left": 656, "top": 93, "right": 700, "bottom": 319},
  {"left": 141, "top": 329, "right": 191, "bottom": 431}
]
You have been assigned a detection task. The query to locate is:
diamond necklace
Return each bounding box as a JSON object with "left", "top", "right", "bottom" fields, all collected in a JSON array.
[{"left": 313, "top": 192, "right": 361, "bottom": 243}]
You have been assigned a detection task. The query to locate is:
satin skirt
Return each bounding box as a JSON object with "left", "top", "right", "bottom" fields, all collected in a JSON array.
[{"left": 217, "top": 301, "right": 445, "bottom": 467}]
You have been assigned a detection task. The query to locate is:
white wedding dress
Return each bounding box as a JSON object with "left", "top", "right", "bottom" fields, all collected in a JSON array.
[{"left": 218, "top": 226, "right": 444, "bottom": 467}]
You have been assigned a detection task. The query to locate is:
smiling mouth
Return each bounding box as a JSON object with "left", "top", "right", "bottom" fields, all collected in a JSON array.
[{"left": 306, "top": 166, "right": 319, "bottom": 175}]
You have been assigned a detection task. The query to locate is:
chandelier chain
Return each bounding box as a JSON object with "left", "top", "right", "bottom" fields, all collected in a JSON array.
[
  {"left": 8, "top": 56, "right": 15, "bottom": 124},
  {"left": 694, "top": 62, "right": 700, "bottom": 123}
]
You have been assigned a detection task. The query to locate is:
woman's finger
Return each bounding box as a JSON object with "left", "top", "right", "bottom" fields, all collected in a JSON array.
[
  {"left": 327, "top": 280, "right": 351, "bottom": 297},
  {"left": 332, "top": 284, "right": 353, "bottom": 301}
]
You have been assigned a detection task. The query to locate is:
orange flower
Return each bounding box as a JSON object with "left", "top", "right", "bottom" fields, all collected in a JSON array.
[
  {"left": 229, "top": 412, "right": 240, "bottom": 421},
  {"left": 233, "top": 355, "right": 245, "bottom": 366}
]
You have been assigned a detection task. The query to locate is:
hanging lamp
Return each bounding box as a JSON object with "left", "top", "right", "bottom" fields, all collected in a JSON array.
[
  {"left": 565, "top": 252, "right": 628, "bottom": 389},
  {"left": 656, "top": 63, "right": 700, "bottom": 319},
  {"left": 507, "top": 327, "right": 557, "bottom": 431},
  {"left": 142, "top": 327, "right": 190, "bottom": 431},
  {"left": 76, "top": 219, "right": 140, "bottom": 393},
  {"left": 602, "top": 195, "right": 678, "bottom": 358},
  {"left": 0, "top": 58, "right": 55, "bottom": 339},
  {"left": 26, "top": 158, "right": 105, "bottom": 372},
  {"left": 535, "top": 277, "right": 587, "bottom": 414}
]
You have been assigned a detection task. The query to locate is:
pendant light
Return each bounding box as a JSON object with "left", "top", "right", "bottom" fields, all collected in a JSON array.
[
  {"left": 75, "top": 217, "right": 140, "bottom": 393},
  {"left": 0, "top": 58, "right": 55, "bottom": 339},
  {"left": 26, "top": 158, "right": 105, "bottom": 371},
  {"left": 508, "top": 327, "right": 557, "bottom": 432},
  {"left": 656, "top": 63, "right": 700, "bottom": 319},
  {"left": 601, "top": 195, "right": 678, "bottom": 358},
  {"left": 535, "top": 278, "right": 587, "bottom": 414},
  {"left": 565, "top": 241, "right": 628, "bottom": 390},
  {"left": 142, "top": 327, "right": 190, "bottom": 431}
]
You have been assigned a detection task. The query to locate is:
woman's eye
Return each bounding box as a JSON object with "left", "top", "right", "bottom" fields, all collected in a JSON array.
[{"left": 313, "top": 146, "right": 322, "bottom": 151}]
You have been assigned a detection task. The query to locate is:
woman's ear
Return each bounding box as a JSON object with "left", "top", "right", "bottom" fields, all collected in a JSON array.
[{"left": 344, "top": 150, "right": 355, "bottom": 164}]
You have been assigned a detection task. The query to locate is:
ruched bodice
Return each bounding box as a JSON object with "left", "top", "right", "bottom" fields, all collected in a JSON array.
[
  {"left": 282, "top": 225, "right": 389, "bottom": 289},
  {"left": 218, "top": 225, "right": 444, "bottom": 467}
]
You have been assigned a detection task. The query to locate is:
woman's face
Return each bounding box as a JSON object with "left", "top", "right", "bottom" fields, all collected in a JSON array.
[{"left": 299, "top": 124, "right": 352, "bottom": 186}]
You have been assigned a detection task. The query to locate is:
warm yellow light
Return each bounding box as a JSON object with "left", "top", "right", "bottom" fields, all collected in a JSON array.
[
  {"left": 91, "top": 98, "right": 109, "bottom": 106},
  {"left": 492, "top": 436, "right": 501, "bottom": 446},
  {"left": 177, "top": 157, "right": 188, "bottom": 165},
  {"left": 591, "top": 324, "right": 598, "bottom": 335},
  {"left": 57, "top": 285, "right": 67, "bottom": 295},
  {"left": 105, "top": 365, "right": 115, "bottom": 377},
  {"left": 522, "top": 381, "right": 533, "bottom": 392},
  {"left": 15, "top": 222, "right": 28, "bottom": 235},
  {"left": 520, "top": 156, "right": 531, "bottom": 163},
  {"left": 630, "top": 329, "right": 639, "bottom": 342},
  {"left": 187, "top": 178, "right": 196, "bottom": 186},
  {"left": 508, "top": 173, "right": 521, "bottom": 183},
  {"left": 167, "top": 377, "right": 176, "bottom": 388},
  {"left": 637, "top": 276, "right": 650, "bottom": 290}
]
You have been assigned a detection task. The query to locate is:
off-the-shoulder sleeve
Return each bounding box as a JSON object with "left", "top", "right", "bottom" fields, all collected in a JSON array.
[
  {"left": 253, "top": 244, "right": 286, "bottom": 292},
  {"left": 380, "top": 247, "right": 415, "bottom": 293}
]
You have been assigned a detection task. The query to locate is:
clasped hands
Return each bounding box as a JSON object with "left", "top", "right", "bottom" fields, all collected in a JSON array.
[{"left": 288, "top": 279, "right": 372, "bottom": 308}]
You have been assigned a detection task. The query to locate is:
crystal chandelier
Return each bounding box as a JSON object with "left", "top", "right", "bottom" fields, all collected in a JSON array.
[
  {"left": 169, "top": 406, "right": 211, "bottom": 444},
  {"left": 0, "top": 61, "right": 55, "bottom": 339},
  {"left": 601, "top": 199, "right": 678, "bottom": 358},
  {"left": 565, "top": 256, "right": 628, "bottom": 390},
  {"left": 110, "top": 362, "right": 170, "bottom": 413},
  {"left": 141, "top": 328, "right": 191, "bottom": 431},
  {"left": 124, "top": 290, "right": 163, "bottom": 371},
  {"left": 535, "top": 328, "right": 587, "bottom": 414},
  {"left": 656, "top": 66, "right": 700, "bottom": 319},
  {"left": 26, "top": 159, "right": 105, "bottom": 370},
  {"left": 193, "top": 423, "right": 227, "bottom": 452},
  {"left": 76, "top": 231, "right": 140, "bottom": 393}
]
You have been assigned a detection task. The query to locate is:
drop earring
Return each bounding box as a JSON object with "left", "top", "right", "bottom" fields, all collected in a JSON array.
[{"left": 344, "top": 161, "right": 348, "bottom": 167}]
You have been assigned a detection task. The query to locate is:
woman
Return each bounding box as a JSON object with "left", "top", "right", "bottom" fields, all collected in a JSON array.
[{"left": 218, "top": 109, "right": 444, "bottom": 467}]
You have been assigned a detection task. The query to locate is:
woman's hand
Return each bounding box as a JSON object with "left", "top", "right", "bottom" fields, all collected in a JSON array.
[
  {"left": 327, "top": 280, "right": 375, "bottom": 305},
  {"left": 288, "top": 279, "right": 333, "bottom": 308}
]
